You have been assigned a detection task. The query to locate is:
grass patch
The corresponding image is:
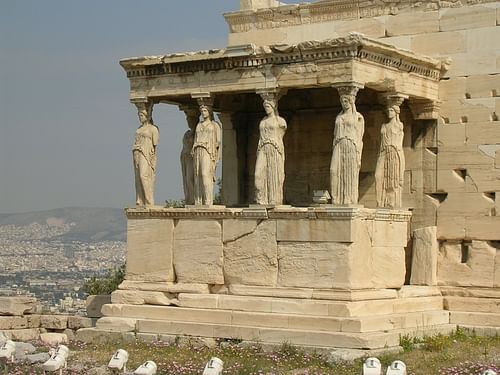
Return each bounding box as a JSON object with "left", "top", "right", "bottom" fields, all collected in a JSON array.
[{"left": 1, "top": 330, "right": 499, "bottom": 374}]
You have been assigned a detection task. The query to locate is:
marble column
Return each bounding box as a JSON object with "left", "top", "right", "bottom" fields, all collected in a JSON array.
[
  {"left": 218, "top": 112, "right": 239, "bottom": 206},
  {"left": 179, "top": 105, "right": 199, "bottom": 205}
]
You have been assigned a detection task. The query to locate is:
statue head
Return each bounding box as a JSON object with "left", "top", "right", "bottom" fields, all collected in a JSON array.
[
  {"left": 263, "top": 99, "right": 277, "bottom": 116},
  {"left": 199, "top": 104, "right": 212, "bottom": 120},
  {"left": 340, "top": 94, "right": 355, "bottom": 112},
  {"left": 387, "top": 104, "right": 401, "bottom": 121},
  {"left": 138, "top": 109, "right": 149, "bottom": 125}
]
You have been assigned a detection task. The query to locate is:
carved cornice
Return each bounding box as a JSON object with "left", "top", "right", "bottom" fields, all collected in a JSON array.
[
  {"left": 125, "top": 206, "right": 412, "bottom": 221},
  {"left": 120, "top": 34, "right": 443, "bottom": 83},
  {"left": 224, "top": 0, "right": 499, "bottom": 33}
]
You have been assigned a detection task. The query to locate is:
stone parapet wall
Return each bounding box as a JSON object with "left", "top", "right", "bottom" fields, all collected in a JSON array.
[{"left": 124, "top": 207, "right": 410, "bottom": 291}]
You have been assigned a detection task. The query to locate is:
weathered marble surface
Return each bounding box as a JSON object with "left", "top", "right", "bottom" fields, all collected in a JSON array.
[
  {"left": 132, "top": 104, "right": 159, "bottom": 207},
  {"left": 255, "top": 94, "right": 287, "bottom": 205},
  {"left": 192, "top": 105, "right": 221, "bottom": 206}
]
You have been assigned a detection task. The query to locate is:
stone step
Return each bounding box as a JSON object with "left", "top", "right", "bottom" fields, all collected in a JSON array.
[
  {"left": 176, "top": 293, "right": 444, "bottom": 317},
  {"left": 101, "top": 304, "right": 449, "bottom": 333},
  {"left": 444, "top": 296, "right": 500, "bottom": 313},
  {"left": 77, "top": 323, "right": 456, "bottom": 350},
  {"left": 132, "top": 319, "right": 455, "bottom": 350},
  {"left": 450, "top": 311, "right": 500, "bottom": 327}
]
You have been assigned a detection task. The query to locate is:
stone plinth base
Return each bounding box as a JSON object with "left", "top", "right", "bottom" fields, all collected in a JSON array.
[
  {"left": 125, "top": 206, "right": 411, "bottom": 290},
  {"left": 86, "top": 207, "right": 457, "bottom": 349},
  {"left": 88, "top": 286, "right": 454, "bottom": 349}
]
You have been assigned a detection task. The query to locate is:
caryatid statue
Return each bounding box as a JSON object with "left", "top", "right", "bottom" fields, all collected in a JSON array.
[
  {"left": 192, "top": 100, "right": 221, "bottom": 206},
  {"left": 254, "top": 91, "right": 287, "bottom": 205},
  {"left": 180, "top": 106, "right": 199, "bottom": 205},
  {"left": 132, "top": 102, "right": 159, "bottom": 206},
  {"left": 330, "top": 84, "right": 365, "bottom": 205},
  {"left": 375, "top": 93, "right": 408, "bottom": 209}
]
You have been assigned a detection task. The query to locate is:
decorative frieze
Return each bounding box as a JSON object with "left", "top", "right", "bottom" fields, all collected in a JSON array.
[{"left": 225, "top": 0, "right": 499, "bottom": 33}]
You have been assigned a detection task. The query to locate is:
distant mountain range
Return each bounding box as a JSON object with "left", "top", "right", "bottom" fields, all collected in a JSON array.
[{"left": 0, "top": 207, "right": 126, "bottom": 242}]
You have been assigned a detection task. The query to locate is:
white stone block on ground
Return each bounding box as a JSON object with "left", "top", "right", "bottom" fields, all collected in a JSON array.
[
  {"left": 126, "top": 218, "right": 174, "bottom": 282},
  {"left": 40, "top": 332, "right": 68, "bottom": 346},
  {"left": 0, "top": 297, "right": 36, "bottom": 316},
  {"left": 223, "top": 219, "right": 278, "bottom": 286},
  {"left": 411, "top": 226, "right": 438, "bottom": 286},
  {"left": 174, "top": 220, "right": 224, "bottom": 284}
]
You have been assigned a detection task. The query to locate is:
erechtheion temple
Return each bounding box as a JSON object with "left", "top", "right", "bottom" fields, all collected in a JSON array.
[{"left": 87, "top": 0, "right": 500, "bottom": 350}]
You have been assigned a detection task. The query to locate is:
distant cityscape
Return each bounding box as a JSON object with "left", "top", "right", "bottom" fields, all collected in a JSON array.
[{"left": 0, "top": 214, "right": 126, "bottom": 314}]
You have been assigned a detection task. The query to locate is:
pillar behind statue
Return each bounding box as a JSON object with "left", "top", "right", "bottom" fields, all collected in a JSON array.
[
  {"left": 132, "top": 101, "right": 159, "bottom": 207},
  {"left": 180, "top": 106, "right": 199, "bottom": 205}
]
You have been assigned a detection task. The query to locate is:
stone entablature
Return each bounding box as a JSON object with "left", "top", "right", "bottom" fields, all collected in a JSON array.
[
  {"left": 120, "top": 34, "right": 444, "bottom": 90},
  {"left": 225, "top": 0, "right": 499, "bottom": 34}
]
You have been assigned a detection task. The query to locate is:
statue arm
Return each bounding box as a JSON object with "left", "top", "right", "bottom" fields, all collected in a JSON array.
[
  {"left": 278, "top": 116, "right": 287, "bottom": 130},
  {"left": 215, "top": 121, "right": 222, "bottom": 161},
  {"left": 152, "top": 126, "right": 160, "bottom": 147}
]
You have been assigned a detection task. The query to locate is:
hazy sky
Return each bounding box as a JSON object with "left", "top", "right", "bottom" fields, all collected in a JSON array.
[{"left": 0, "top": 1, "right": 303, "bottom": 214}]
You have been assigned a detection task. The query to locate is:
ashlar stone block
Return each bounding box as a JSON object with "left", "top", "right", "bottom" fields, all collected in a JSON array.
[
  {"left": 277, "top": 242, "right": 351, "bottom": 289},
  {"left": 440, "top": 6, "right": 496, "bottom": 31},
  {"left": 439, "top": 76, "right": 466, "bottom": 102},
  {"left": 0, "top": 297, "right": 36, "bottom": 316},
  {"left": 438, "top": 240, "right": 496, "bottom": 287},
  {"left": 466, "top": 74, "right": 500, "bottom": 99},
  {"left": 276, "top": 219, "right": 355, "bottom": 242},
  {"left": 174, "top": 220, "right": 224, "bottom": 284},
  {"left": 411, "top": 31, "right": 466, "bottom": 56},
  {"left": 126, "top": 218, "right": 174, "bottom": 282},
  {"left": 39, "top": 315, "right": 68, "bottom": 330},
  {"left": 0, "top": 317, "right": 28, "bottom": 330},
  {"left": 111, "top": 290, "right": 176, "bottom": 306},
  {"left": 223, "top": 219, "right": 278, "bottom": 286},
  {"left": 443, "top": 52, "right": 498, "bottom": 77},
  {"left": 386, "top": 11, "right": 439, "bottom": 36},
  {"left": 371, "top": 246, "right": 406, "bottom": 289}
]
